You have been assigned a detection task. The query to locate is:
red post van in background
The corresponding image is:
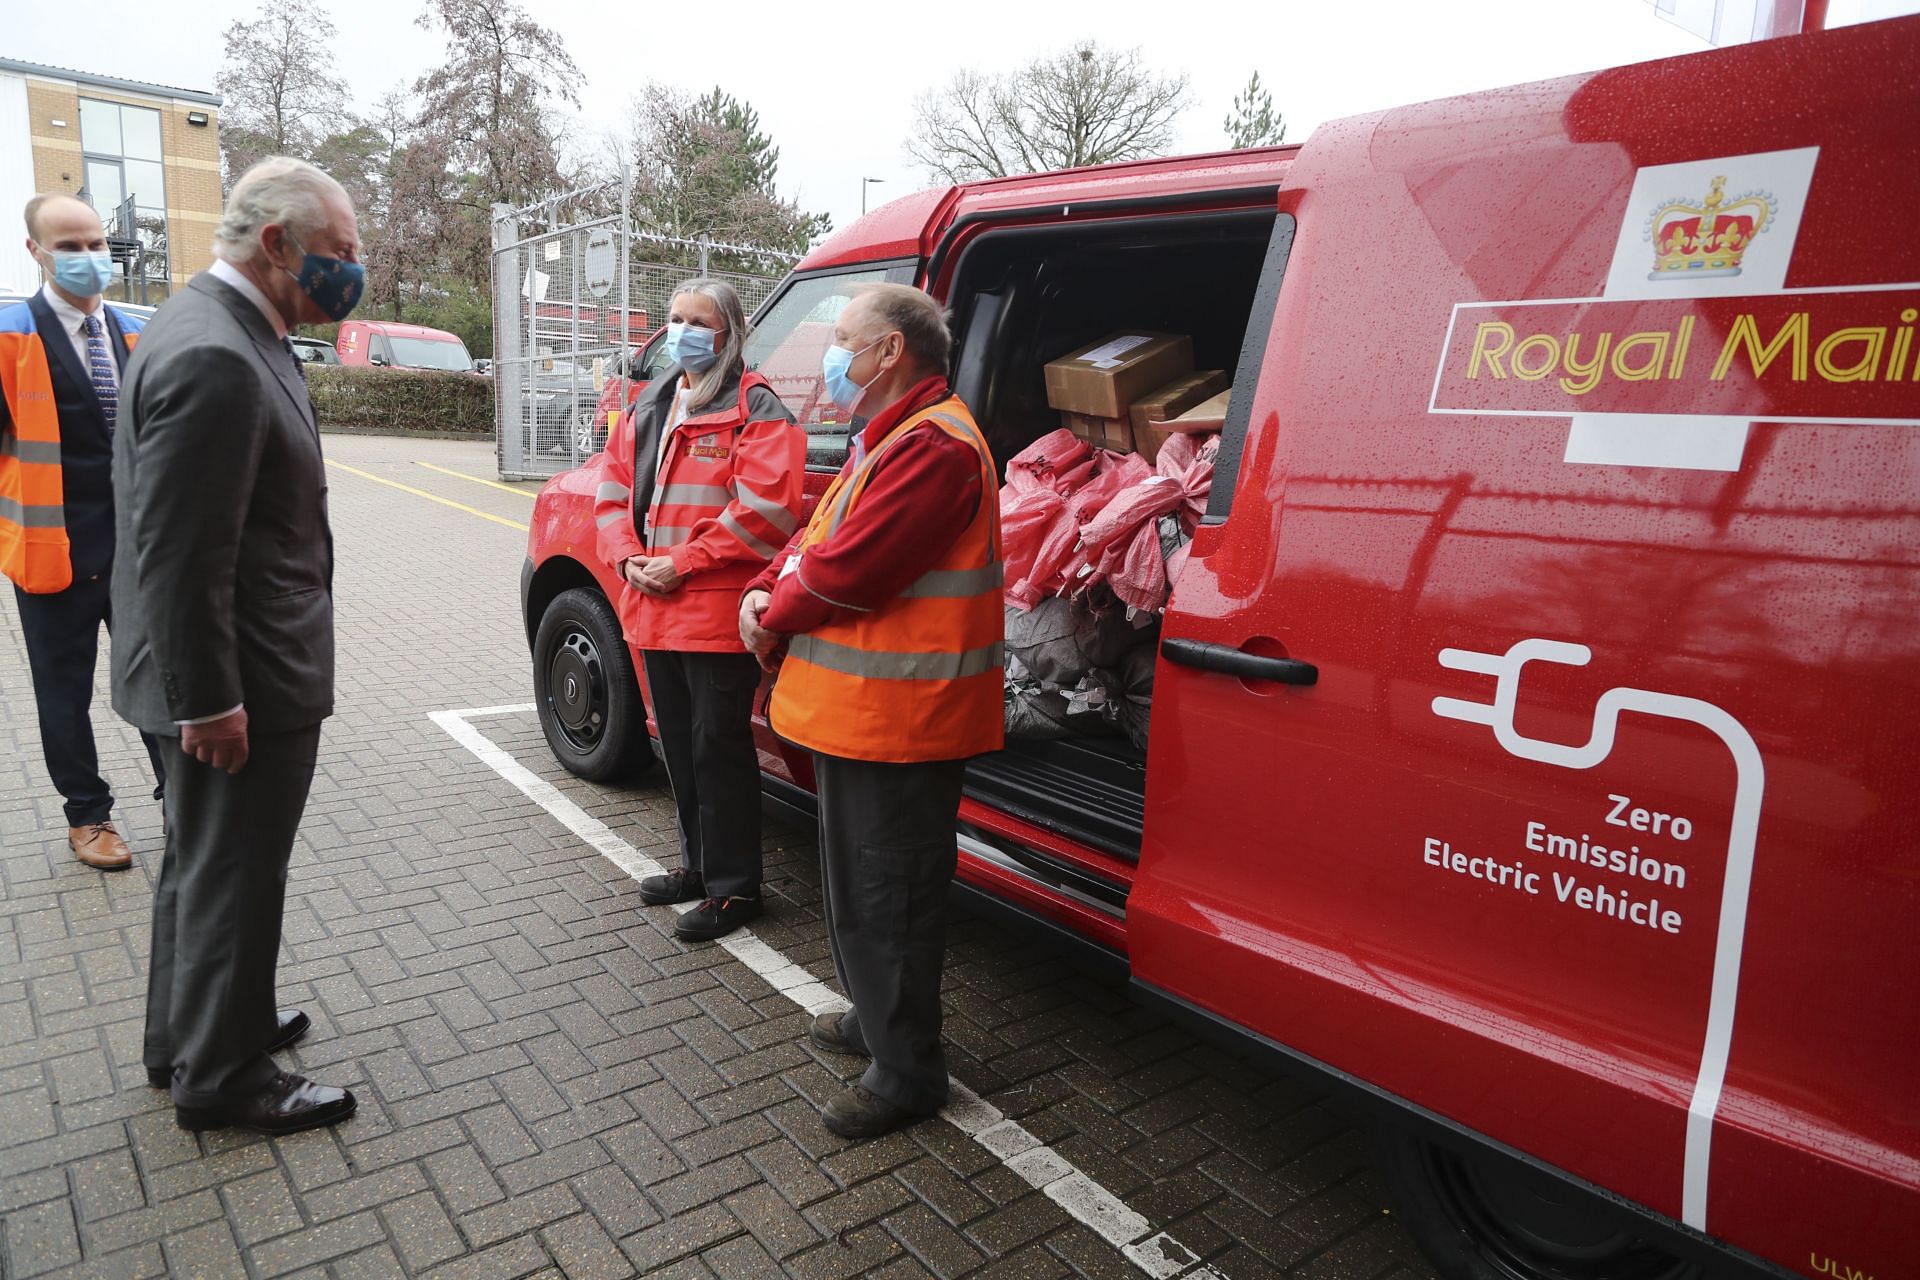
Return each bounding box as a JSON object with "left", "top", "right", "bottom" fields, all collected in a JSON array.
[
  {"left": 518, "top": 18, "right": 1920, "bottom": 1280},
  {"left": 336, "top": 319, "right": 476, "bottom": 372}
]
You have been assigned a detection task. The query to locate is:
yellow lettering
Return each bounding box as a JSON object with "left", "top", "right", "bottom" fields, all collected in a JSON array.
[
  {"left": 1814, "top": 327, "right": 1885, "bottom": 382},
  {"left": 1714, "top": 312, "right": 1810, "bottom": 381},
  {"left": 1558, "top": 332, "right": 1613, "bottom": 395},
  {"left": 1668, "top": 315, "right": 1695, "bottom": 379},
  {"left": 1894, "top": 308, "right": 1918, "bottom": 381},
  {"left": 1511, "top": 334, "right": 1560, "bottom": 382},
  {"left": 1611, "top": 331, "right": 1671, "bottom": 382},
  {"left": 1467, "top": 322, "right": 1514, "bottom": 379}
]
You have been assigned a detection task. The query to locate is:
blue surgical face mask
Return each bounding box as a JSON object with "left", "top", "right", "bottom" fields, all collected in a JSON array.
[
  {"left": 822, "top": 338, "right": 881, "bottom": 412},
  {"left": 664, "top": 321, "right": 720, "bottom": 372},
  {"left": 48, "top": 249, "right": 115, "bottom": 298},
  {"left": 284, "top": 234, "right": 365, "bottom": 323}
]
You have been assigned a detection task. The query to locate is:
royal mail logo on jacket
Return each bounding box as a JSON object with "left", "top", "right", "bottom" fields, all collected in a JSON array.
[
  {"left": 687, "top": 432, "right": 729, "bottom": 460},
  {"left": 1429, "top": 146, "right": 1920, "bottom": 472}
]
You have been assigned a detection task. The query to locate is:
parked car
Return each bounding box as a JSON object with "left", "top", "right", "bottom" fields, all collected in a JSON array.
[
  {"left": 288, "top": 335, "right": 340, "bottom": 366},
  {"left": 520, "top": 18, "right": 1920, "bottom": 1280},
  {"left": 336, "top": 319, "right": 474, "bottom": 372}
]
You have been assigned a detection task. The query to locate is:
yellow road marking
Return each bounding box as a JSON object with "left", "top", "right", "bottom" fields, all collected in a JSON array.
[
  {"left": 325, "top": 460, "right": 529, "bottom": 532},
  {"left": 413, "top": 460, "right": 540, "bottom": 500}
]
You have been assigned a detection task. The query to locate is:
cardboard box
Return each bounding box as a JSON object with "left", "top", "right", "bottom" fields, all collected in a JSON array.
[
  {"left": 1152, "top": 389, "right": 1231, "bottom": 434},
  {"left": 1044, "top": 332, "right": 1194, "bottom": 418},
  {"left": 1128, "top": 369, "right": 1231, "bottom": 437},
  {"left": 1060, "top": 411, "right": 1137, "bottom": 456}
]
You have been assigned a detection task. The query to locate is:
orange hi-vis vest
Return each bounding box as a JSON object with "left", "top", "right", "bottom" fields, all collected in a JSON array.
[
  {"left": 770, "top": 397, "right": 1005, "bottom": 764},
  {"left": 0, "top": 303, "right": 140, "bottom": 593}
]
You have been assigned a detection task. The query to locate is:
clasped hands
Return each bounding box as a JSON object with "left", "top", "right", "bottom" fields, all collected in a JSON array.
[
  {"left": 622, "top": 555, "right": 683, "bottom": 596},
  {"left": 738, "top": 589, "right": 782, "bottom": 671}
]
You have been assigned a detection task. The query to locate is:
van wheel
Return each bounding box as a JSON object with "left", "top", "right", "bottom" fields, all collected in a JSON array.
[
  {"left": 1375, "top": 1128, "right": 1701, "bottom": 1280},
  {"left": 532, "top": 587, "right": 650, "bottom": 782}
]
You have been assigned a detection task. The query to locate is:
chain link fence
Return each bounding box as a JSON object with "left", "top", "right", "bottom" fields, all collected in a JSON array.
[{"left": 491, "top": 179, "right": 797, "bottom": 479}]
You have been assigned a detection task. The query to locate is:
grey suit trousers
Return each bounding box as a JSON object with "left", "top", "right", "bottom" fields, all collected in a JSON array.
[
  {"left": 143, "top": 726, "right": 321, "bottom": 1106},
  {"left": 814, "top": 752, "right": 967, "bottom": 1114}
]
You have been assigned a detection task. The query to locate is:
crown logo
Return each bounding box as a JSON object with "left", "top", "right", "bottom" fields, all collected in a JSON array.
[{"left": 1645, "top": 176, "right": 1776, "bottom": 280}]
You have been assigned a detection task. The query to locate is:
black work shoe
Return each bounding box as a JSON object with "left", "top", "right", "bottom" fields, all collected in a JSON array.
[
  {"left": 809, "top": 1012, "right": 869, "bottom": 1058},
  {"left": 148, "top": 1010, "right": 314, "bottom": 1086},
  {"left": 265, "top": 1008, "right": 312, "bottom": 1054},
  {"left": 674, "top": 896, "right": 761, "bottom": 941},
  {"left": 639, "top": 867, "right": 705, "bottom": 906},
  {"left": 175, "top": 1071, "right": 356, "bottom": 1135},
  {"left": 822, "top": 1084, "right": 932, "bottom": 1140}
]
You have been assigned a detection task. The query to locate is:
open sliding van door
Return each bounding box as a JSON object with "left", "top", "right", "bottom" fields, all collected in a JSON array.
[{"left": 1129, "top": 18, "right": 1920, "bottom": 1279}]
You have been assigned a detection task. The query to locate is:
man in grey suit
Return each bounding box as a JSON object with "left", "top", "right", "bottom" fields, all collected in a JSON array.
[{"left": 112, "top": 157, "right": 365, "bottom": 1134}]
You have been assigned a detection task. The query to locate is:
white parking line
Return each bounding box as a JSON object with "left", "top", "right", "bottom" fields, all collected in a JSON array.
[{"left": 430, "top": 704, "right": 1225, "bottom": 1280}]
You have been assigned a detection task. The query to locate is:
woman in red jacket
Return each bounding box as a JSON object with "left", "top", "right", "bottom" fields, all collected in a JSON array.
[{"left": 593, "top": 280, "right": 805, "bottom": 940}]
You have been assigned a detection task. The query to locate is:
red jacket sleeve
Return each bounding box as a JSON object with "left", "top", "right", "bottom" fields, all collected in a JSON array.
[
  {"left": 592, "top": 409, "right": 646, "bottom": 571},
  {"left": 761, "top": 427, "right": 983, "bottom": 634},
  {"left": 668, "top": 416, "right": 806, "bottom": 578}
]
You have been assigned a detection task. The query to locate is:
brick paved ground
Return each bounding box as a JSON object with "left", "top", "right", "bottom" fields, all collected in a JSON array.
[{"left": 0, "top": 434, "right": 1439, "bottom": 1279}]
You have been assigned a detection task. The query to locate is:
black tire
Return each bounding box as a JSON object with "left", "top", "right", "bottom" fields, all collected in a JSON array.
[
  {"left": 1375, "top": 1127, "right": 1703, "bottom": 1280},
  {"left": 532, "top": 587, "right": 651, "bottom": 782}
]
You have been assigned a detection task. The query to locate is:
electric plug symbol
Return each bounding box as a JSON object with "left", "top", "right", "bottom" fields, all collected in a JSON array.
[{"left": 1429, "top": 638, "right": 1765, "bottom": 1233}]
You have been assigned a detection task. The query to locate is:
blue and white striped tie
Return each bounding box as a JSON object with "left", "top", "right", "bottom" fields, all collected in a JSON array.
[{"left": 81, "top": 313, "right": 117, "bottom": 432}]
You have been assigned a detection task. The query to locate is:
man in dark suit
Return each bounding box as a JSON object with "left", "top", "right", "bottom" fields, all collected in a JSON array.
[
  {"left": 0, "top": 193, "right": 167, "bottom": 869},
  {"left": 112, "top": 156, "right": 364, "bottom": 1135}
]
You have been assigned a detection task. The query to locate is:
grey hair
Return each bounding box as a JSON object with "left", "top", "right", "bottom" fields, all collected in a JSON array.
[
  {"left": 849, "top": 283, "right": 951, "bottom": 373},
  {"left": 674, "top": 278, "right": 751, "bottom": 412},
  {"left": 212, "top": 157, "right": 347, "bottom": 264}
]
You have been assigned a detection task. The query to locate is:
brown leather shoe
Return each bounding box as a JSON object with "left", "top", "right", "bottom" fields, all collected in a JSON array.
[{"left": 69, "top": 822, "right": 132, "bottom": 871}]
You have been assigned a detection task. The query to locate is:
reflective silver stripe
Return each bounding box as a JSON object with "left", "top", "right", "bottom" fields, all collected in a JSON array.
[
  {"left": 899, "top": 561, "right": 1004, "bottom": 599},
  {"left": 789, "top": 634, "right": 1003, "bottom": 681},
  {"left": 0, "top": 495, "right": 64, "bottom": 528},
  {"left": 718, "top": 509, "right": 778, "bottom": 559},
  {"left": 0, "top": 436, "right": 60, "bottom": 465},
  {"left": 648, "top": 525, "right": 692, "bottom": 548},
  {"left": 735, "top": 479, "right": 798, "bottom": 536},
  {"left": 657, "top": 483, "right": 733, "bottom": 508},
  {"left": 595, "top": 509, "right": 627, "bottom": 529},
  {"left": 594, "top": 480, "right": 631, "bottom": 503}
]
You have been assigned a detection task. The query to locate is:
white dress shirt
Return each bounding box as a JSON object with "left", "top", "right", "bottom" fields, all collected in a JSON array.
[
  {"left": 37, "top": 283, "right": 116, "bottom": 398},
  {"left": 208, "top": 257, "right": 289, "bottom": 339}
]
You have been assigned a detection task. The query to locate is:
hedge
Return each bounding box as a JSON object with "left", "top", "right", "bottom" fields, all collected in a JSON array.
[{"left": 307, "top": 365, "right": 493, "bottom": 436}]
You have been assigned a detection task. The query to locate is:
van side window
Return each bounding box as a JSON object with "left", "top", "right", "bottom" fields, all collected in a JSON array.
[
  {"left": 1207, "top": 213, "right": 1296, "bottom": 524},
  {"left": 636, "top": 333, "right": 673, "bottom": 382},
  {"left": 742, "top": 268, "right": 894, "bottom": 469}
]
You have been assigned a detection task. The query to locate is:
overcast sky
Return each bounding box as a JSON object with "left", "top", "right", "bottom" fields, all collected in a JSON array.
[{"left": 4, "top": 0, "right": 1913, "bottom": 235}]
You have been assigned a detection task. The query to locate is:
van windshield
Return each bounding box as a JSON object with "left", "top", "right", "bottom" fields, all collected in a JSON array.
[{"left": 386, "top": 336, "right": 473, "bottom": 372}]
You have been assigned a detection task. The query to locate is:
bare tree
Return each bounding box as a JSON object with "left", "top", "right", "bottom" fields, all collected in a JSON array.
[
  {"left": 413, "top": 0, "right": 581, "bottom": 212},
  {"left": 1223, "top": 72, "right": 1286, "bottom": 149},
  {"left": 215, "top": 0, "right": 352, "bottom": 180},
  {"left": 907, "top": 43, "right": 1189, "bottom": 183}
]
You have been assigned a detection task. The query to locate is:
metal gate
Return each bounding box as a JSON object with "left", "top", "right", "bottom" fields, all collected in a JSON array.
[{"left": 490, "top": 178, "right": 797, "bottom": 480}]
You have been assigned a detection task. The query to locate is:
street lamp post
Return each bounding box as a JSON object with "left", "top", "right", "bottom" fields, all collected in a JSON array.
[{"left": 861, "top": 177, "right": 885, "bottom": 215}]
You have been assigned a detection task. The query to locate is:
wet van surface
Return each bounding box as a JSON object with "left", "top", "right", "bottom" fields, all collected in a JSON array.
[{"left": 524, "top": 16, "right": 1920, "bottom": 1280}]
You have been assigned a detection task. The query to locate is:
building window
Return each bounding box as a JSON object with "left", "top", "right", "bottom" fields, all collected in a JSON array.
[{"left": 79, "top": 98, "right": 169, "bottom": 301}]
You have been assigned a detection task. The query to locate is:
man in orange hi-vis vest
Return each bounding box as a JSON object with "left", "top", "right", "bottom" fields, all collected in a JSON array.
[
  {"left": 1, "top": 193, "right": 166, "bottom": 870},
  {"left": 741, "top": 284, "right": 1003, "bottom": 1141}
]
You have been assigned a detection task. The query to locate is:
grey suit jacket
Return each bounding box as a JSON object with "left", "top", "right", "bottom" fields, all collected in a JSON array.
[{"left": 110, "top": 272, "right": 335, "bottom": 737}]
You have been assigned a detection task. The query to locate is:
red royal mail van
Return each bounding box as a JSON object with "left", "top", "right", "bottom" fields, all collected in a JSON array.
[
  {"left": 336, "top": 319, "right": 475, "bottom": 372},
  {"left": 520, "top": 18, "right": 1920, "bottom": 1280}
]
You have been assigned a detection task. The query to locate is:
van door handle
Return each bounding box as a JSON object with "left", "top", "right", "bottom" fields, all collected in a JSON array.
[{"left": 1161, "top": 637, "right": 1318, "bottom": 686}]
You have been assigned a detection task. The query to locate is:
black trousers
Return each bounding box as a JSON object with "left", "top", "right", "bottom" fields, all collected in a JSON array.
[
  {"left": 642, "top": 649, "right": 764, "bottom": 900},
  {"left": 144, "top": 725, "right": 320, "bottom": 1106},
  {"left": 814, "top": 751, "right": 968, "bottom": 1113},
  {"left": 12, "top": 576, "right": 166, "bottom": 826}
]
